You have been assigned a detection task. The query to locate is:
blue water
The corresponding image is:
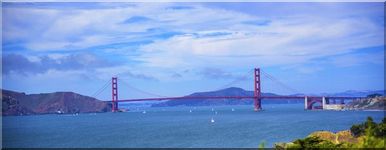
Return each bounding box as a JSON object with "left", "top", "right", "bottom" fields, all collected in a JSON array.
[{"left": 2, "top": 104, "right": 384, "bottom": 148}]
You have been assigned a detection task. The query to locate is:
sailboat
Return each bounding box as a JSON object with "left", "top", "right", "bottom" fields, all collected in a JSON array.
[{"left": 211, "top": 118, "right": 215, "bottom": 123}]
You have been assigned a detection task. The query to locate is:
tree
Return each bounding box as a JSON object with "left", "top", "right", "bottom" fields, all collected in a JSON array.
[
  {"left": 352, "top": 126, "right": 385, "bottom": 148},
  {"left": 365, "top": 117, "right": 376, "bottom": 128},
  {"left": 351, "top": 124, "right": 364, "bottom": 137},
  {"left": 351, "top": 117, "right": 378, "bottom": 137},
  {"left": 374, "top": 117, "right": 386, "bottom": 138},
  {"left": 350, "top": 117, "right": 385, "bottom": 138}
]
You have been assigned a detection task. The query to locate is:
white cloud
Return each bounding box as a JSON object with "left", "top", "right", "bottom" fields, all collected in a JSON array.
[
  {"left": 331, "top": 51, "right": 384, "bottom": 67},
  {"left": 3, "top": 3, "right": 384, "bottom": 76},
  {"left": 136, "top": 14, "right": 383, "bottom": 69}
]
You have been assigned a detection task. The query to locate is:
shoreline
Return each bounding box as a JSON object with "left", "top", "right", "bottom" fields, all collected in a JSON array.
[{"left": 2, "top": 107, "right": 385, "bottom": 117}]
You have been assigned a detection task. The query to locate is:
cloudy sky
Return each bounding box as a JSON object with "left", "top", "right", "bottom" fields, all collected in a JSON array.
[{"left": 2, "top": 2, "right": 384, "bottom": 100}]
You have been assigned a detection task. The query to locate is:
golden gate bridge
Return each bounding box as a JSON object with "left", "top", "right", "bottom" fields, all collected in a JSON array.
[{"left": 92, "top": 68, "right": 364, "bottom": 112}]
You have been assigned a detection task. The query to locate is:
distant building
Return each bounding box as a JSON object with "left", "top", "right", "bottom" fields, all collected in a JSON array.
[{"left": 323, "top": 104, "right": 345, "bottom": 110}]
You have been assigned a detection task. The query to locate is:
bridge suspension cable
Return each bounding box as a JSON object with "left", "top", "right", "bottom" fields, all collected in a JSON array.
[
  {"left": 90, "top": 68, "right": 300, "bottom": 101},
  {"left": 118, "top": 78, "right": 169, "bottom": 98},
  {"left": 116, "top": 69, "right": 254, "bottom": 99},
  {"left": 261, "top": 70, "right": 299, "bottom": 94},
  {"left": 212, "top": 69, "right": 254, "bottom": 91},
  {"left": 90, "top": 79, "right": 111, "bottom": 98}
]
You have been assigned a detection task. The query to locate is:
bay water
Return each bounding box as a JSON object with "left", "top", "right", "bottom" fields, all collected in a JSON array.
[{"left": 2, "top": 104, "right": 384, "bottom": 148}]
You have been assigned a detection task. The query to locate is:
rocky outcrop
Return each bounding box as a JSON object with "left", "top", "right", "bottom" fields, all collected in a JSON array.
[
  {"left": 2, "top": 89, "right": 112, "bottom": 116},
  {"left": 309, "top": 130, "right": 358, "bottom": 144},
  {"left": 345, "top": 97, "right": 385, "bottom": 110}
]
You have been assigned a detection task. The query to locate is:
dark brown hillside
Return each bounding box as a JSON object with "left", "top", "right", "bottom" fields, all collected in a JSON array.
[{"left": 2, "top": 89, "right": 112, "bottom": 116}]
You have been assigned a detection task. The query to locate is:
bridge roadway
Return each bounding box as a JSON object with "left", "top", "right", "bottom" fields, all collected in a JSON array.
[{"left": 116, "top": 96, "right": 363, "bottom": 102}]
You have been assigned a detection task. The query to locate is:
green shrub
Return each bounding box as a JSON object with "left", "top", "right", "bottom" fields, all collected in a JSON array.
[
  {"left": 350, "top": 116, "right": 385, "bottom": 138},
  {"left": 278, "top": 117, "right": 386, "bottom": 149},
  {"left": 286, "top": 136, "right": 340, "bottom": 149},
  {"left": 351, "top": 126, "right": 385, "bottom": 148}
]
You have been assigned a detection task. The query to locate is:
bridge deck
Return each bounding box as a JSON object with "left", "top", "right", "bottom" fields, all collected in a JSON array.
[{"left": 116, "top": 96, "right": 363, "bottom": 102}]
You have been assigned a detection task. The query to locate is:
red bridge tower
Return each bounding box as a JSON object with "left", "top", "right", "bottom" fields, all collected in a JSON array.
[
  {"left": 112, "top": 77, "right": 118, "bottom": 112},
  {"left": 254, "top": 68, "right": 262, "bottom": 111}
]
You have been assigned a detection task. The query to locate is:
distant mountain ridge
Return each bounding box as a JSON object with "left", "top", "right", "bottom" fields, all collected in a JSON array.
[
  {"left": 2, "top": 88, "right": 384, "bottom": 115},
  {"left": 326, "top": 90, "right": 385, "bottom": 97},
  {"left": 152, "top": 88, "right": 385, "bottom": 107},
  {"left": 2, "top": 89, "right": 111, "bottom": 116},
  {"left": 289, "top": 90, "right": 385, "bottom": 97},
  {"left": 152, "top": 87, "right": 302, "bottom": 107}
]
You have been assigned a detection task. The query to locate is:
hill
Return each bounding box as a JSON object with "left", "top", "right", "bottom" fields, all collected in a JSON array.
[
  {"left": 151, "top": 88, "right": 385, "bottom": 107},
  {"left": 151, "top": 87, "right": 303, "bottom": 107},
  {"left": 322, "top": 90, "right": 385, "bottom": 97},
  {"left": 2, "top": 89, "right": 112, "bottom": 116},
  {"left": 274, "top": 117, "right": 385, "bottom": 149},
  {"left": 345, "top": 96, "right": 385, "bottom": 110}
]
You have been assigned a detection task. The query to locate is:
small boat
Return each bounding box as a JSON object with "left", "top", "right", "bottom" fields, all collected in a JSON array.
[
  {"left": 211, "top": 118, "right": 215, "bottom": 123},
  {"left": 231, "top": 108, "right": 235, "bottom": 111},
  {"left": 189, "top": 110, "right": 192, "bottom": 113},
  {"left": 142, "top": 111, "right": 146, "bottom": 114},
  {"left": 211, "top": 108, "right": 214, "bottom": 111}
]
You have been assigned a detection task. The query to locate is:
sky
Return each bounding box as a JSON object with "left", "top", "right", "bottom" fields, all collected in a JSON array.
[{"left": 2, "top": 2, "right": 384, "bottom": 100}]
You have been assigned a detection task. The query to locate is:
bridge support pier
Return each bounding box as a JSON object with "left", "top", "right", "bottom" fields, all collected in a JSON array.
[
  {"left": 322, "top": 97, "right": 326, "bottom": 110},
  {"left": 304, "top": 96, "right": 308, "bottom": 110},
  {"left": 254, "top": 97, "right": 262, "bottom": 111}
]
